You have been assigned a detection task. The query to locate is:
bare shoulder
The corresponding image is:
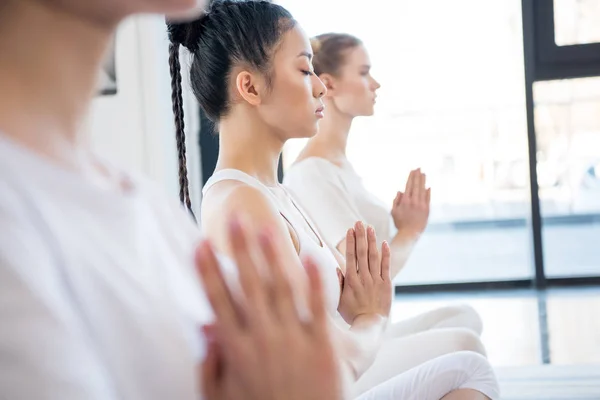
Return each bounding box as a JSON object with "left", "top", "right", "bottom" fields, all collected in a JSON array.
[
  {"left": 201, "top": 181, "right": 289, "bottom": 253},
  {"left": 202, "top": 181, "right": 281, "bottom": 229}
]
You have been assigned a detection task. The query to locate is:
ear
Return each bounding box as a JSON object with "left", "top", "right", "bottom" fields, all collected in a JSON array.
[
  {"left": 235, "top": 70, "right": 265, "bottom": 106},
  {"left": 318, "top": 73, "right": 337, "bottom": 96}
]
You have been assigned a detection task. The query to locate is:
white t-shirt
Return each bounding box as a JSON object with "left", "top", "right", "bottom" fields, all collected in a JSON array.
[
  {"left": 284, "top": 157, "right": 395, "bottom": 248},
  {"left": 0, "top": 134, "right": 212, "bottom": 400}
]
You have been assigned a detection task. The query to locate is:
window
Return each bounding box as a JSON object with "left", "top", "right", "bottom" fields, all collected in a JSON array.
[
  {"left": 554, "top": 0, "right": 600, "bottom": 46},
  {"left": 534, "top": 77, "right": 600, "bottom": 277},
  {"left": 279, "top": 0, "right": 533, "bottom": 284}
]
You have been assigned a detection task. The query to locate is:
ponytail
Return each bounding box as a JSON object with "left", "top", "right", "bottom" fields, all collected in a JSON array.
[{"left": 167, "top": 35, "right": 196, "bottom": 221}]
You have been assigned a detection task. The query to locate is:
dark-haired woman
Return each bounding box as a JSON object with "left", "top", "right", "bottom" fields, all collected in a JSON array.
[
  {"left": 171, "top": 1, "right": 499, "bottom": 399},
  {"left": 283, "top": 32, "right": 489, "bottom": 394},
  {"left": 0, "top": 0, "right": 345, "bottom": 399}
]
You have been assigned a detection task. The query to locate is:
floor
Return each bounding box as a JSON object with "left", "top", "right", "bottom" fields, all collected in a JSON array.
[
  {"left": 496, "top": 364, "right": 600, "bottom": 399},
  {"left": 391, "top": 287, "right": 600, "bottom": 398}
]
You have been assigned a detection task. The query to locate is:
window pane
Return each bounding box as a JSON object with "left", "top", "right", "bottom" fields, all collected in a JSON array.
[
  {"left": 280, "top": 0, "right": 533, "bottom": 284},
  {"left": 554, "top": 0, "right": 600, "bottom": 46},
  {"left": 534, "top": 77, "right": 600, "bottom": 278}
]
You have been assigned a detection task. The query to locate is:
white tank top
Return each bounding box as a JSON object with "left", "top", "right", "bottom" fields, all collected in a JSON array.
[
  {"left": 202, "top": 169, "right": 341, "bottom": 316},
  {"left": 284, "top": 157, "right": 395, "bottom": 248}
]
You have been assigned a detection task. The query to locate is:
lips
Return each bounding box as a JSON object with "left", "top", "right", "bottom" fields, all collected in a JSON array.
[{"left": 315, "top": 105, "right": 325, "bottom": 113}]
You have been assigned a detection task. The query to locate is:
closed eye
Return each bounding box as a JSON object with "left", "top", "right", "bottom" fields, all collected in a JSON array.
[{"left": 302, "top": 70, "right": 315, "bottom": 76}]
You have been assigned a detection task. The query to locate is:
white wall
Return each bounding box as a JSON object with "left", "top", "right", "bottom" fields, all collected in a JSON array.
[{"left": 83, "top": 15, "right": 202, "bottom": 214}]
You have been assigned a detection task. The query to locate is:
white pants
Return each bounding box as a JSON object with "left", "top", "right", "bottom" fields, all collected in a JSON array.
[
  {"left": 385, "top": 304, "right": 483, "bottom": 338},
  {"left": 354, "top": 305, "right": 488, "bottom": 396},
  {"left": 356, "top": 351, "right": 499, "bottom": 400}
]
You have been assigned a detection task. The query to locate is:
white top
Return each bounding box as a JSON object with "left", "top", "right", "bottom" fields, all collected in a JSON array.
[
  {"left": 202, "top": 169, "right": 341, "bottom": 316},
  {"left": 0, "top": 135, "right": 213, "bottom": 400},
  {"left": 284, "top": 157, "right": 395, "bottom": 248}
]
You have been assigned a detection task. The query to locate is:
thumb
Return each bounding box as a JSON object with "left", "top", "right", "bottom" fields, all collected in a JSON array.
[
  {"left": 394, "top": 191, "right": 404, "bottom": 207},
  {"left": 200, "top": 337, "right": 221, "bottom": 400},
  {"left": 336, "top": 268, "right": 345, "bottom": 304},
  {"left": 336, "top": 268, "right": 344, "bottom": 288}
]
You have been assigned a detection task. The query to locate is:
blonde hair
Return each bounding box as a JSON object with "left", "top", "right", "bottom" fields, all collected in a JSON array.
[
  {"left": 310, "top": 33, "right": 362, "bottom": 76},
  {"left": 310, "top": 37, "right": 322, "bottom": 53}
]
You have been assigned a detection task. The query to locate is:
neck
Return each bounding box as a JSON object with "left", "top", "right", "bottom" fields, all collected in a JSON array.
[
  {"left": 216, "top": 108, "right": 283, "bottom": 186},
  {"left": 0, "top": 1, "right": 116, "bottom": 168},
  {"left": 311, "top": 99, "right": 354, "bottom": 158}
]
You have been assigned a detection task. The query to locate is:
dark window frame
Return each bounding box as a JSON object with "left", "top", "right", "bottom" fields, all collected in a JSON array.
[
  {"left": 196, "top": 0, "right": 600, "bottom": 294},
  {"left": 533, "top": 0, "right": 600, "bottom": 81}
]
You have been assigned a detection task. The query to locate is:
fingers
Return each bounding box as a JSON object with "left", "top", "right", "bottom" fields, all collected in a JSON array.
[
  {"left": 354, "top": 222, "right": 370, "bottom": 281},
  {"left": 344, "top": 228, "right": 357, "bottom": 279},
  {"left": 426, "top": 187, "right": 431, "bottom": 204},
  {"left": 304, "top": 257, "right": 328, "bottom": 333},
  {"left": 259, "top": 228, "right": 299, "bottom": 325},
  {"left": 195, "top": 240, "right": 240, "bottom": 330},
  {"left": 404, "top": 170, "right": 414, "bottom": 197},
  {"left": 411, "top": 168, "right": 422, "bottom": 200},
  {"left": 420, "top": 173, "right": 428, "bottom": 203},
  {"left": 367, "top": 226, "right": 380, "bottom": 279},
  {"left": 380, "top": 241, "right": 391, "bottom": 281}
]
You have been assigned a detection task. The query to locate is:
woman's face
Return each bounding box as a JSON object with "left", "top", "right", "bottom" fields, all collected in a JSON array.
[
  {"left": 257, "top": 25, "right": 328, "bottom": 140},
  {"left": 41, "top": 0, "right": 204, "bottom": 23},
  {"left": 326, "top": 45, "right": 381, "bottom": 117}
]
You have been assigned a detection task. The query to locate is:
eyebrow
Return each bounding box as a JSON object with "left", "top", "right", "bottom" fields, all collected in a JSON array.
[{"left": 297, "top": 51, "right": 313, "bottom": 60}]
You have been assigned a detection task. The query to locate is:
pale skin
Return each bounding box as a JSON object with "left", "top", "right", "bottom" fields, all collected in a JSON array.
[
  {"left": 198, "top": 22, "right": 491, "bottom": 400},
  {"left": 200, "top": 24, "right": 393, "bottom": 380},
  {"left": 295, "top": 44, "right": 431, "bottom": 278},
  {"left": 0, "top": 0, "right": 343, "bottom": 399},
  {"left": 196, "top": 218, "right": 343, "bottom": 400},
  {"left": 292, "top": 42, "right": 490, "bottom": 400}
]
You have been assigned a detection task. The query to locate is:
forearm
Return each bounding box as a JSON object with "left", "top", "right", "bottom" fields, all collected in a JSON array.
[
  {"left": 338, "top": 314, "right": 388, "bottom": 380},
  {"left": 389, "top": 231, "right": 419, "bottom": 278}
]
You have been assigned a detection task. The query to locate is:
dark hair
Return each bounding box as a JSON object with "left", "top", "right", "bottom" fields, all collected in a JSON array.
[
  {"left": 311, "top": 33, "right": 362, "bottom": 77},
  {"left": 166, "top": 0, "right": 296, "bottom": 214}
]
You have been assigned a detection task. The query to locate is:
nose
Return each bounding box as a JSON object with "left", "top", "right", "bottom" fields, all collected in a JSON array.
[
  {"left": 313, "top": 75, "right": 327, "bottom": 98},
  {"left": 373, "top": 77, "right": 381, "bottom": 90}
]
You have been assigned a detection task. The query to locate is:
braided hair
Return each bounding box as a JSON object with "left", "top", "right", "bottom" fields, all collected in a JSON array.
[
  {"left": 167, "top": 40, "right": 194, "bottom": 217},
  {"left": 166, "top": 1, "right": 295, "bottom": 217}
]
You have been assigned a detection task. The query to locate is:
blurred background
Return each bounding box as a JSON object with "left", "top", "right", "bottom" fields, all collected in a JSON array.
[
  {"left": 273, "top": 0, "right": 600, "bottom": 372},
  {"left": 89, "top": 0, "right": 600, "bottom": 397}
]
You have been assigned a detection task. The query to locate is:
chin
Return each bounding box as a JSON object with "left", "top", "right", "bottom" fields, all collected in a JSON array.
[
  {"left": 364, "top": 109, "right": 375, "bottom": 117},
  {"left": 356, "top": 108, "right": 375, "bottom": 117},
  {"left": 353, "top": 104, "right": 375, "bottom": 117},
  {"left": 304, "top": 124, "right": 320, "bottom": 138},
  {"left": 304, "top": 126, "right": 320, "bottom": 138},
  {"left": 286, "top": 125, "right": 319, "bottom": 140}
]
